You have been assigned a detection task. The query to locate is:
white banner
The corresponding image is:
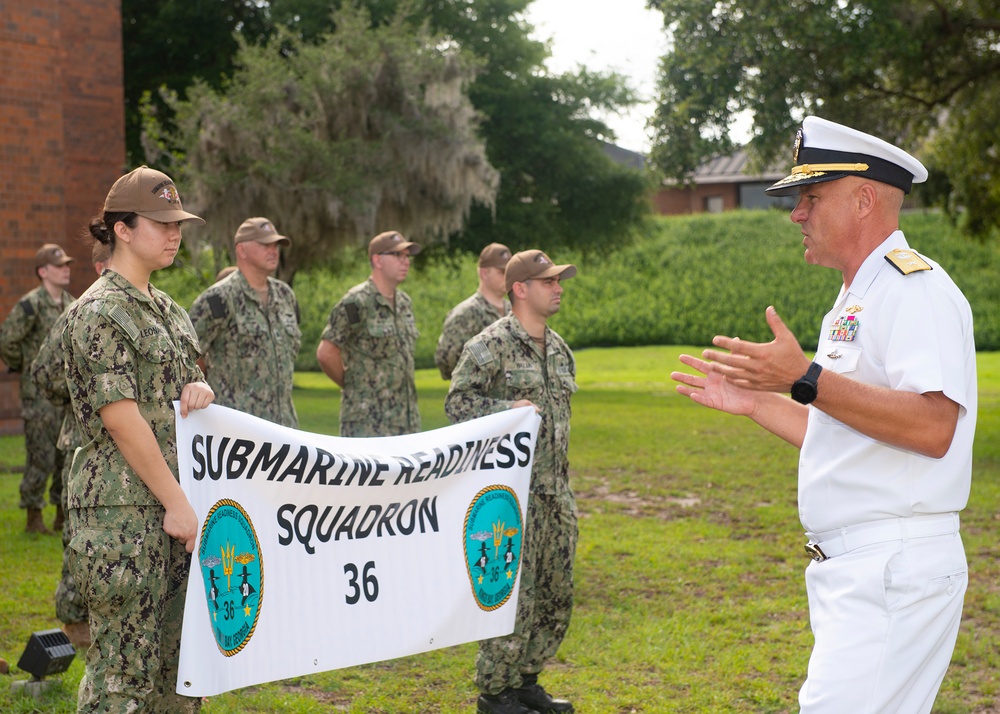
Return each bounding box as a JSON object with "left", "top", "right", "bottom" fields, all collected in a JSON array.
[{"left": 174, "top": 404, "right": 539, "bottom": 697}]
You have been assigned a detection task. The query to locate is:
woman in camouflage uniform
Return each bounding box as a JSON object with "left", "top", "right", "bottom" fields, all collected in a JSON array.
[{"left": 62, "top": 166, "right": 213, "bottom": 713}]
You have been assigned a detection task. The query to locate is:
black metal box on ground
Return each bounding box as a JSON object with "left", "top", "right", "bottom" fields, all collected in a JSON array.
[{"left": 16, "top": 629, "right": 75, "bottom": 679}]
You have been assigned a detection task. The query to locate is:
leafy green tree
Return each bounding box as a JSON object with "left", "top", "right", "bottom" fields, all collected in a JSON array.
[
  {"left": 648, "top": 0, "right": 1000, "bottom": 237},
  {"left": 125, "top": 0, "right": 650, "bottom": 259},
  {"left": 143, "top": 5, "right": 498, "bottom": 282},
  {"left": 123, "top": 0, "right": 270, "bottom": 164},
  {"left": 262, "top": 0, "right": 652, "bottom": 253},
  {"left": 417, "top": 0, "right": 652, "bottom": 255}
]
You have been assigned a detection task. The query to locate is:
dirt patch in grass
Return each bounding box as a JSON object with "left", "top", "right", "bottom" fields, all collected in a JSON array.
[
  {"left": 281, "top": 684, "right": 352, "bottom": 709},
  {"left": 575, "top": 480, "right": 701, "bottom": 519}
]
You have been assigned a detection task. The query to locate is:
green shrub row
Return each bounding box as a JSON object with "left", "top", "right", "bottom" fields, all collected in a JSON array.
[{"left": 155, "top": 210, "right": 1000, "bottom": 371}]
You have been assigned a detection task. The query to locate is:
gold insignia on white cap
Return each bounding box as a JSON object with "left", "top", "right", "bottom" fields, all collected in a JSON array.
[{"left": 791, "top": 163, "right": 870, "bottom": 175}]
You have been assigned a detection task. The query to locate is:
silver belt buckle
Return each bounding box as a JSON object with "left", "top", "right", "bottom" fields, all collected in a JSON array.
[{"left": 804, "top": 542, "right": 827, "bottom": 562}]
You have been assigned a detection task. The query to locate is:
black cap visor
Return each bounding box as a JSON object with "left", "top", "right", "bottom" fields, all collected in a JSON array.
[{"left": 765, "top": 147, "right": 916, "bottom": 197}]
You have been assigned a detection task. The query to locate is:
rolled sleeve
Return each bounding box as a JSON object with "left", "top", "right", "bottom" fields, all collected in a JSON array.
[{"left": 70, "top": 312, "right": 138, "bottom": 414}]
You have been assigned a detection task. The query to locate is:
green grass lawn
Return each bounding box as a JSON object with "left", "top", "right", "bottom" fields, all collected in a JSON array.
[{"left": 1, "top": 346, "right": 998, "bottom": 712}]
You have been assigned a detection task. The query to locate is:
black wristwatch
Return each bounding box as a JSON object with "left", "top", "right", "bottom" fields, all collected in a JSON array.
[{"left": 791, "top": 362, "right": 823, "bottom": 405}]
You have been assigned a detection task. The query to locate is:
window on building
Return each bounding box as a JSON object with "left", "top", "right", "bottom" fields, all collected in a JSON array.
[{"left": 704, "top": 196, "right": 724, "bottom": 214}]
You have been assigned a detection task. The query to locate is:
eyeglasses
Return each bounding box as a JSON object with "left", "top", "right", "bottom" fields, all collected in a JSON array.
[{"left": 379, "top": 252, "right": 411, "bottom": 261}]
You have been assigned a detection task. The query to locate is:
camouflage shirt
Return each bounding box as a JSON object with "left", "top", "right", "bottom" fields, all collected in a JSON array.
[
  {"left": 445, "top": 314, "right": 577, "bottom": 495},
  {"left": 434, "top": 291, "right": 510, "bottom": 380},
  {"left": 62, "top": 270, "right": 205, "bottom": 508},
  {"left": 0, "top": 284, "right": 74, "bottom": 412},
  {"left": 30, "top": 310, "right": 79, "bottom": 452},
  {"left": 320, "top": 277, "right": 420, "bottom": 436},
  {"left": 188, "top": 270, "right": 301, "bottom": 428}
]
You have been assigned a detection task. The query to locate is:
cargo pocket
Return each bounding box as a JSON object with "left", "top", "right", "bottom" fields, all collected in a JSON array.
[
  {"left": 816, "top": 344, "right": 861, "bottom": 374},
  {"left": 128, "top": 328, "right": 179, "bottom": 401},
  {"left": 505, "top": 367, "right": 544, "bottom": 400},
  {"left": 68, "top": 528, "right": 143, "bottom": 616},
  {"left": 815, "top": 345, "right": 860, "bottom": 425},
  {"left": 280, "top": 313, "right": 303, "bottom": 356},
  {"left": 365, "top": 318, "right": 398, "bottom": 363},
  {"left": 558, "top": 372, "right": 579, "bottom": 396}
]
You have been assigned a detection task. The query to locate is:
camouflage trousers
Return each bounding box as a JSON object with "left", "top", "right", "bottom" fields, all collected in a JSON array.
[
  {"left": 19, "top": 399, "right": 64, "bottom": 510},
  {"left": 68, "top": 505, "right": 201, "bottom": 714},
  {"left": 55, "top": 451, "right": 87, "bottom": 625},
  {"left": 476, "top": 490, "right": 578, "bottom": 695}
]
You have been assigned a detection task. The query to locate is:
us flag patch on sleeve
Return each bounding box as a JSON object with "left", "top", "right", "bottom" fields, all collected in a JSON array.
[
  {"left": 107, "top": 304, "right": 140, "bottom": 342},
  {"left": 469, "top": 340, "right": 494, "bottom": 366}
]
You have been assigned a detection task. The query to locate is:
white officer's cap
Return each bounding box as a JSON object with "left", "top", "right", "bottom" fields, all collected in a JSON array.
[{"left": 766, "top": 116, "right": 928, "bottom": 196}]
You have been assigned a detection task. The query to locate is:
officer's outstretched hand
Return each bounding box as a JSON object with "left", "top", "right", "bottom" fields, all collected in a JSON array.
[
  {"left": 672, "top": 354, "right": 758, "bottom": 416},
  {"left": 699, "top": 306, "right": 812, "bottom": 394}
]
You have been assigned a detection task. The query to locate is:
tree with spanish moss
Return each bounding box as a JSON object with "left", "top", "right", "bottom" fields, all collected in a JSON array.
[
  {"left": 126, "top": 0, "right": 650, "bottom": 263},
  {"left": 142, "top": 5, "right": 498, "bottom": 282},
  {"left": 260, "top": 0, "right": 651, "bottom": 255}
]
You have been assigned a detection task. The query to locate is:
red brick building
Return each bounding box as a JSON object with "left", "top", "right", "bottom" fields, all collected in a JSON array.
[
  {"left": 602, "top": 143, "right": 795, "bottom": 217},
  {"left": 0, "top": 1, "right": 125, "bottom": 434},
  {"left": 652, "top": 150, "right": 792, "bottom": 215}
]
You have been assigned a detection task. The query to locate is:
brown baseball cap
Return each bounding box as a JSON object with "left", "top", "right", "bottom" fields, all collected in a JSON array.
[
  {"left": 35, "top": 244, "right": 74, "bottom": 269},
  {"left": 505, "top": 250, "right": 577, "bottom": 292},
  {"left": 478, "top": 243, "right": 512, "bottom": 270},
  {"left": 103, "top": 166, "right": 205, "bottom": 225},
  {"left": 368, "top": 230, "right": 422, "bottom": 257},
  {"left": 234, "top": 217, "right": 290, "bottom": 246}
]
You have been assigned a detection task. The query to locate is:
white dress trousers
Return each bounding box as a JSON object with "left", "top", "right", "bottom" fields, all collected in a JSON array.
[{"left": 799, "top": 531, "right": 967, "bottom": 713}]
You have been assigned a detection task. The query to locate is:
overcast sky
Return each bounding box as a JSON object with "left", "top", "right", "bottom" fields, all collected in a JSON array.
[{"left": 524, "top": 0, "right": 668, "bottom": 155}]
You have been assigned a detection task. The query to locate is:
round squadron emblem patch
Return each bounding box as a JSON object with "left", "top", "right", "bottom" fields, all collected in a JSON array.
[
  {"left": 463, "top": 485, "right": 523, "bottom": 611},
  {"left": 198, "top": 499, "right": 263, "bottom": 656}
]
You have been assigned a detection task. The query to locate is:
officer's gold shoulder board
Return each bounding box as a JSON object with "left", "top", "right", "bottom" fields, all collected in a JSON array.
[{"left": 885, "top": 248, "right": 932, "bottom": 275}]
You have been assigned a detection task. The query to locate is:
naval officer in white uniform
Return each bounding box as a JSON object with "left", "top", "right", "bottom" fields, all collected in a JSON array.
[{"left": 671, "top": 115, "right": 977, "bottom": 714}]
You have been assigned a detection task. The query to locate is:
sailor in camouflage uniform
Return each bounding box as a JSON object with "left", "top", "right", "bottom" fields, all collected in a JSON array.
[
  {"left": 188, "top": 217, "right": 301, "bottom": 427},
  {"left": 62, "top": 166, "right": 213, "bottom": 713},
  {"left": 317, "top": 231, "right": 421, "bottom": 437},
  {"left": 29, "top": 241, "right": 111, "bottom": 649},
  {"left": 435, "top": 243, "right": 512, "bottom": 380},
  {"left": 0, "top": 243, "right": 75, "bottom": 534},
  {"left": 446, "top": 250, "right": 579, "bottom": 714}
]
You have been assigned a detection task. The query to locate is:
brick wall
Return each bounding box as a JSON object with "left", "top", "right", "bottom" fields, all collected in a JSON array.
[
  {"left": 652, "top": 184, "right": 740, "bottom": 215},
  {"left": 0, "top": 0, "right": 125, "bottom": 434}
]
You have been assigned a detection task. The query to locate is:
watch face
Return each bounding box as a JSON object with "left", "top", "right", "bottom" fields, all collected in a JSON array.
[{"left": 791, "top": 380, "right": 817, "bottom": 405}]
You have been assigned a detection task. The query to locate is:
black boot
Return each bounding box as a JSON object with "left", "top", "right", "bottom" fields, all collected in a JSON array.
[
  {"left": 513, "top": 675, "right": 574, "bottom": 713},
  {"left": 478, "top": 688, "right": 541, "bottom": 714}
]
